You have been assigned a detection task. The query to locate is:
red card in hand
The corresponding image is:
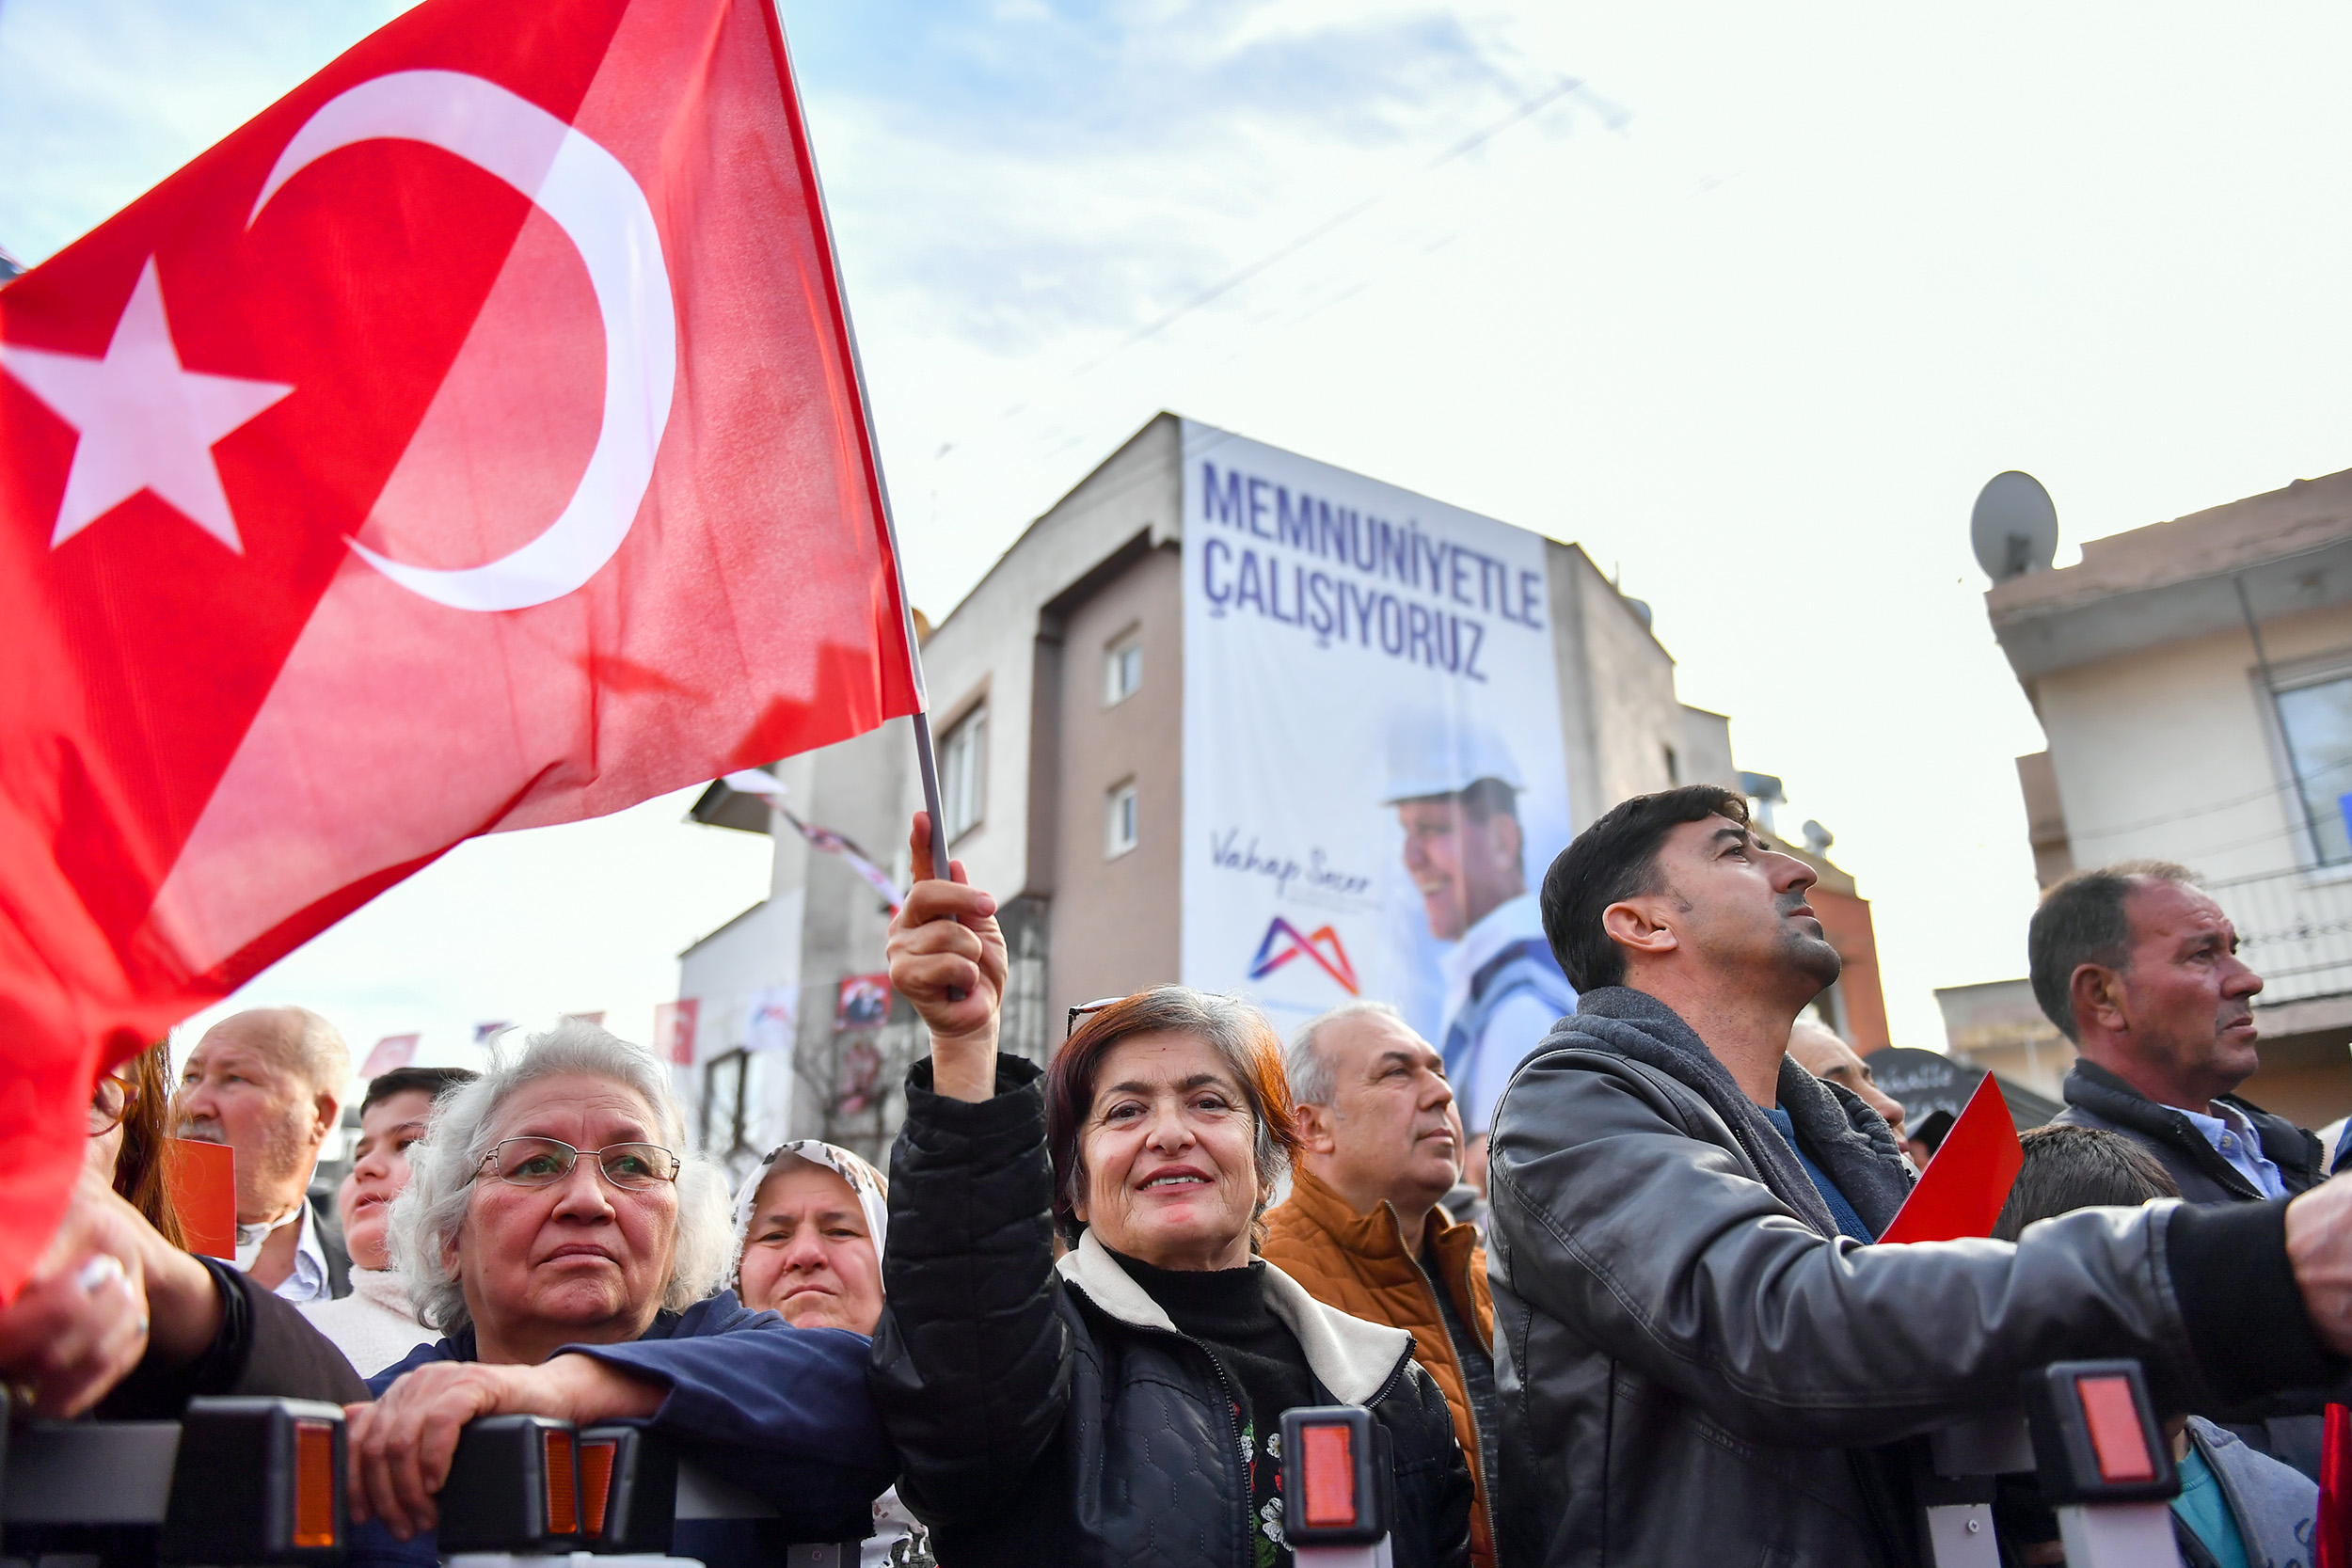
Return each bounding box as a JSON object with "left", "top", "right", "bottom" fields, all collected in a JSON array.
[
  {"left": 1878, "top": 1073, "right": 2024, "bottom": 1244},
  {"left": 165, "top": 1139, "right": 236, "bottom": 1259}
]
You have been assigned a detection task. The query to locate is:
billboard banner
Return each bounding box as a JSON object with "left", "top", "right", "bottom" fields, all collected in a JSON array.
[{"left": 1180, "top": 421, "right": 1575, "bottom": 1130}]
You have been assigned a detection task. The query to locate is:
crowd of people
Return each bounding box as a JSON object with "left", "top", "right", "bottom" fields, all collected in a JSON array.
[{"left": 3, "top": 780, "right": 2350, "bottom": 1568}]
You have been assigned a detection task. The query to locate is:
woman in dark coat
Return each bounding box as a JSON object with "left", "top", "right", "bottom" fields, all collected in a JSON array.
[
  {"left": 871, "top": 817, "right": 1474, "bottom": 1568},
  {"left": 349, "top": 1019, "right": 895, "bottom": 1568}
]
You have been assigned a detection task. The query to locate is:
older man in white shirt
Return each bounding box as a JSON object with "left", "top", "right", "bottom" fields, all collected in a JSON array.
[{"left": 172, "top": 1006, "right": 353, "bottom": 1303}]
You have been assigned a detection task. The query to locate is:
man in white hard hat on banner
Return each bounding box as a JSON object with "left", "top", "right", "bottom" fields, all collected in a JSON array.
[{"left": 1386, "top": 715, "right": 1577, "bottom": 1185}]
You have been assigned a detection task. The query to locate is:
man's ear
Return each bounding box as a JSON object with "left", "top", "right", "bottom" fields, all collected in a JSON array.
[
  {"left": 1492, "top": 813, "right": 1524, "bottom": 868},
  {"left": 1602, "top": 896, "right": 1680, "bottom": 962},
  {"left": 1293, "top": 1101, "right": 1340, "bottom": 1158},
  {"left": 311, "top": 1090, "right": 341, "bottom": 1148},
  {"left": 2071, "top": 963, "right": 2129, "bottom": 1037}
]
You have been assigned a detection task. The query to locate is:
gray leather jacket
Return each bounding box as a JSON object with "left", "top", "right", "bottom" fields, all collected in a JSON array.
[{"left": 1486, "top": 988, "right": 2329, "bottom": 1568}]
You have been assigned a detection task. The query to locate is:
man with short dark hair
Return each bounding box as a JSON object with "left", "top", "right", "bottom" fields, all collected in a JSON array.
[
  {"left": 1265, "top": 1001, "right": 1500, "bottom": 1568},
  {"left": 298, "top": 1065, "right": 477, "bottom": 1373},
  {"left": 1486, "top": 784, "right": 2352, "bottom": 1567},
  {"left": 2032, "top": 861, "right": 2325, "bottom": 1203}
]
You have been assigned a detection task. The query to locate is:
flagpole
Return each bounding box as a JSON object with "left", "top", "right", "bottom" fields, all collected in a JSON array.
[{"left": 764, "top": 0, "right": 961, "bottom": 933}]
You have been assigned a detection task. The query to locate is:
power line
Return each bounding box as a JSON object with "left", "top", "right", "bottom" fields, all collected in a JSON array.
[{"left": 932, "top": 72, "right": 1609, "bottom": 473}]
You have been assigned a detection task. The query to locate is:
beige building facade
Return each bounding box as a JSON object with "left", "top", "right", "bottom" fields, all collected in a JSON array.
[
  {"left": 673, "top": 415, "right": 1820, "bottom": 1166},
  {"left": 1979, "top": 468, "right": 2352, "bottom": 1128}
]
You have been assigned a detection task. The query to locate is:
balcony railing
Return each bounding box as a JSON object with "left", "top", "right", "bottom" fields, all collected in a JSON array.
[{"left": 2207, "top": 864, "right": 2352, "bottom": 1007}]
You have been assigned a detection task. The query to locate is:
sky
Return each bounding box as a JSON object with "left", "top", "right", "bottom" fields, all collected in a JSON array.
[{"left": 8, "top": 1, "right": 2352, "bottom": 1070}]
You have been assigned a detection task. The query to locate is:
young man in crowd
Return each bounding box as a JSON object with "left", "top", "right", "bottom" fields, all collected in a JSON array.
[
  {"left": 1486, "top": 784, "right": 2352, "bottom": 1568},
  {"left": 299, "top": 1066, "right": 477, "bottom": 1374},
  {"left": 1991, "top": 1125, "right": 2317, "bottom": 1568},
  {"left": 171, "top": 1006, "right": 353, "bottom": 1302},
  {"left": 1266, "top": 1001, "right": 1500, "bottom": 1568},
  {"left": 2034, "top": 861, "right": 2326, "bottom": 1201}
]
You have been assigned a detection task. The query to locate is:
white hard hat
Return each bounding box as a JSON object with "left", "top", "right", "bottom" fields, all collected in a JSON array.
[{"left": 1378, "top": 711, "right": 1525, "bottom": 805}]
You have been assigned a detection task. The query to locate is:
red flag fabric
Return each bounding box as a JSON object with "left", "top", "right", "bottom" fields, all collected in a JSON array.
[
  {"left": 2320, "top": 1402, "right": 2352, "bottom": 1568},
  {"left": 0, "top": 0, "right": 921, "bottom": 1294},
  {"left": 1877, "top": 1072, "right": 2026, "bottom": 1245}
]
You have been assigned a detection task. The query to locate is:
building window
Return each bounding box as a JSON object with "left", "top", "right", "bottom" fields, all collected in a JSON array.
[
  {"left": 939, "top": 705, "right": 986, "bottom": 844},
  {"left": 1104, "top": 633, "right": 1142, "bottom": 705},
  {"left": 1662, "top": 744, "right": 1680, "bottom": 784},
  {"left": 2276, "top": 672, "right": 2352, "bottom": 864},
  {"left": 1105, "top": 780, "right": 1138, "bottom": 859},
  {"left": 700, "top": 1048, "right": 751, "bottom": 1158}
]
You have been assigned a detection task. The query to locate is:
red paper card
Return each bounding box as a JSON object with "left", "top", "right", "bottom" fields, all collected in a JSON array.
[
  {"left": 1878, "top": 1073, "right": 2024, "bottom": 1244},
  {"left": 165, "top": 1138, "right": 236, "bottom": 1259}
]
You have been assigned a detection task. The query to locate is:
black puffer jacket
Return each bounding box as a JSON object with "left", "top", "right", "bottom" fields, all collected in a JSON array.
[
  {"left": 870, "top": 1055, "right": 1474, "bottom": 1568},
  {"left": 2052, "top": 1059, "right": 2325, "bottom": 1203}
]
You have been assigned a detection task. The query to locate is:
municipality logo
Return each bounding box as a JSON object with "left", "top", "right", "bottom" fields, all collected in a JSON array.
[{"left": 1248, "top": 917, "right": 1359, "bottom": 995}]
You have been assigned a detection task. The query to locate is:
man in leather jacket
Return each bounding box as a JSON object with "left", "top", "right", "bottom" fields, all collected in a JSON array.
[{"left": 1486, "top": 784, "right": 2352, "bottom": 1567}]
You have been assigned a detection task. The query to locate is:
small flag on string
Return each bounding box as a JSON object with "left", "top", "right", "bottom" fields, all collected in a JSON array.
[
  {"left": 358, "top": 1033, "right": 420, "bottom": 1079},
  {"left": 724, "top": 768, "right": 903, "bottom": 911},
  {"left": 653, "top": 998, "right": 699, "bottom": 1067}
]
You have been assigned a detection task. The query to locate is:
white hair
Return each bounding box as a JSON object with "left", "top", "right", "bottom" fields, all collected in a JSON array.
[
  {"left": 389, "top": 1018, "right": 732, "bottom": 1337},
  {"left": 1285, "top": 999, "right": 1410, "bottom": 1107}
]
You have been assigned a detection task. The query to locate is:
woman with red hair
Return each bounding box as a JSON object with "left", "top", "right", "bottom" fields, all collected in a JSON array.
[{"left": 870, "top": 816, "right": 1472, "bottom": 1568}]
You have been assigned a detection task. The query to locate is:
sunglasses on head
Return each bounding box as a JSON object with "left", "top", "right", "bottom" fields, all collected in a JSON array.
[{"left": 1066, "top": 997, "right": 1124, "bottom": 1038}]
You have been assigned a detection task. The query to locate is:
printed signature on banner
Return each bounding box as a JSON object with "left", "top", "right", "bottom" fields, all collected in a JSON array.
[{"left": 1210, "top": 830, "right": 1376, "bottom": 908}]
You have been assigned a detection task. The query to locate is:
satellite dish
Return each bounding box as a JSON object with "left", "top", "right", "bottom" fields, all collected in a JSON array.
[{"left": 1971, "top": 471, "right": 2058, "bottom": 582}]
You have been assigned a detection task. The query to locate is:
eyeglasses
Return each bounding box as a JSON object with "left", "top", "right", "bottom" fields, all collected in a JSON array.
[
  {"left": 474, "top": 1137, "right": 681, "bottom": 1191},
  {"left": 89, "top": 1074, "right": 138, "bottom": 1136},
  {"left": 1067, "top": 996, "right": 1124, "bottom": 1039}
]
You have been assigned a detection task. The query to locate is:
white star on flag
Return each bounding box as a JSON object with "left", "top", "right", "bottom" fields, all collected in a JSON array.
[{"left": 1, "top": 258, "right": 293, "bottom": 553}]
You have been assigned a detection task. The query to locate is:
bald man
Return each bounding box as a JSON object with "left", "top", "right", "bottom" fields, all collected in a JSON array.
[
  {"left": 172, "top": 1007, "right": 353, "bottom": 1302},
  {"left": 1787, "top": 1019, "right": 1907, "bottom": 1143}
]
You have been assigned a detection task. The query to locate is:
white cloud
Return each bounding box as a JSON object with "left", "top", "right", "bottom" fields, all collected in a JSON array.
[{"left": 14, "top": 0, "right": 2352, "bottom": 1061}]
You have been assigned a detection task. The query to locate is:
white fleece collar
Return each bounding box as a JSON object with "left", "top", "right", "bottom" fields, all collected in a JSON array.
[{"left": 1057, "top": 1229, "right": 1413, "bottom": 1405}]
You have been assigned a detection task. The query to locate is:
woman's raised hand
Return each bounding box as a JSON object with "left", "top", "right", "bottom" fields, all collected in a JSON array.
[{"left": 887, "top": 811, "right": 1007, "bottom": 1101}]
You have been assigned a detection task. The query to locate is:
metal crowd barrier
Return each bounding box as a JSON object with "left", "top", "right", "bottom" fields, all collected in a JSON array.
[
  {"left": 1281, "top": 1406, "right": 1391, "bottom": 1568},
  {"left": 1920, "top": 1358, "right": 2185, "bottom": 1568},
  {"left": 0, "top": 1396, "right": 861, "bottom": 1568},
  {"left": 0, "top": 1360, "right": 2196, "bottom": 1568},
  {"left": 1277, "top": 1364, "right": 2190, "bottom": 1568}
]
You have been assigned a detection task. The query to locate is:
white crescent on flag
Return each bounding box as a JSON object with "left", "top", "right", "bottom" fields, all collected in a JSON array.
[{"left": 251, "top": 70, "right": 676, "bottom": 612}]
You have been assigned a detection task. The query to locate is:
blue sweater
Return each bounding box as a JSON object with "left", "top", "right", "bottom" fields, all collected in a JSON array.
[{"left": 353, "top": 1291, "right": 894, "bottom": 1568}]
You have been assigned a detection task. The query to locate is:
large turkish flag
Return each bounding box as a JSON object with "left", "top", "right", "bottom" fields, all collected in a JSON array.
[{"left": 0, "top": 0, "right": 922, "bottom": 1293}]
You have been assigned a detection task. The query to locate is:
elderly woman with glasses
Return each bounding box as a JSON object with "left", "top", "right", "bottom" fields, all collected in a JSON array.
[
  {"left": 872, "top": 818, "right": 1473, "bottom": 1568},
  {"left": 348, "top": 1019, "right": 896, "bottom": 1568}
]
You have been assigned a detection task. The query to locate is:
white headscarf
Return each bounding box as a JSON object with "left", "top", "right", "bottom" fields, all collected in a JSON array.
[{"left": 727, "top": 1140, "right": 890, "bottom": 1288}]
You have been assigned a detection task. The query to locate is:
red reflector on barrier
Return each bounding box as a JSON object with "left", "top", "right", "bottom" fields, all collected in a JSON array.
[
  {"left": 293, "top": 1418, "right": 337, "bottom": 1547},
  {"left": 2076, "top": 1374, "right": 2155, "bottom": 1482},
  {"left": 580, "top": 1438, "right": 615, "bottom": 1537},
  {"left": 1300, "top": 1423, "right": 1358, "bottom": 1528},
  {"left": 544, "top": 1429, "right": 578, "bottom": 1533}
]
